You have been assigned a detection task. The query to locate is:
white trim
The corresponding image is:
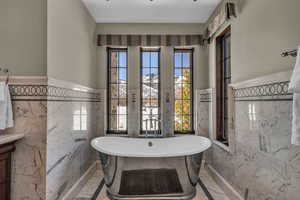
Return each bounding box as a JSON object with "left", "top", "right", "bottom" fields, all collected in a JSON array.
[
  {"left": 0, "top": 133, "right": 25, "bottom": 145},
  {"left": 230, "top": 70, "right": 293, "bottom": 89},
  {"left": 199, "top": 88, "right": 213, "bottom": 94},
  {"left": 213, "top": 140, "right": 230, "bottom": 152},
  {"left": 205, "top": 164, "right": 244, "bottom": 200},
  {"left": 48, "top": 77, "right": 101, "bottom": 93},
  {"left": 61, "top": 161, "right": 99, "bottom": 200}
]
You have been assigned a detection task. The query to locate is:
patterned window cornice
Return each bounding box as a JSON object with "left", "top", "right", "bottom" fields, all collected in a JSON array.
[
  {"left": 97, "top": 34, "right": 203, "bottom": 47},
  {"left": 196, "top": 81, "right": 292, "bottom": 103}
]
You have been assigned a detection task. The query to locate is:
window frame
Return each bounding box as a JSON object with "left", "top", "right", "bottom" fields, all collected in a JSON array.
[
  {"left": 173, "top": 48, "right": 195, "bottom": 135},
  {"left": 106, "top": 47, "right": 128, "bottom": 135},
  {"left": 215, "top": 26, "right": 231, "bottom": 145},
  {"left": 140, "top": 47, "right": 162, "bottom": 135}
]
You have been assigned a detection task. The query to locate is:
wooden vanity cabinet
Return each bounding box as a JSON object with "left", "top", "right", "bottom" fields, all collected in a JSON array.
[{"left": 0, "top": 143, "right": 15, "bottom": 200}]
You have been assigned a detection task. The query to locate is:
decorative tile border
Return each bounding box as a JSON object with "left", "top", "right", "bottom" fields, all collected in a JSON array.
[
  {"left": 9, "top": 84, "right": 48, "bottom": 98},
  {"left": 197, "top": 70, "right": 293, "bottom": 103},
  {"left": 5, "top": 77, "right": 103, "bottom": 102},
  {"left": 229, "top": 70, "right": 294, "bottom": 101},
  {"left": 234, "top": 81, "right": 293, "bottom": 101},
  {"left": 9, "top": 85, "right": 102, "bottom": 102}
]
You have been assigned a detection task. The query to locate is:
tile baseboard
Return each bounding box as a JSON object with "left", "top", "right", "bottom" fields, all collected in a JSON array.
[
  {"left": 205, "top": 164, "right": 244, "bottom": 200},
  {"left": 62, "top": 161, "right": 99, "bottom": 200}
]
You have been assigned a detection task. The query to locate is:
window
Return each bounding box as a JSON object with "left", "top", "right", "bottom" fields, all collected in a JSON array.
[
  {"left": 73, "top": 105, "right": 87, "bottom": 131},
  {"left": 216, "top": 27, "right": 231, "bottom": 145},
  {"left": 140, "top": 48, "right": 161, "bottom": 134},
  {"left": 107, "top": 48, "right": 128, "bottom": 134},
  {"left": 174, "top": 49, "right": 194, "bottom": 134}
]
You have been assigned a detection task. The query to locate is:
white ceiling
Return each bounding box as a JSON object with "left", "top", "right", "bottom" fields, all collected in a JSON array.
[{"left": 82, "top": 0, "right": 221, "bottom": 23}]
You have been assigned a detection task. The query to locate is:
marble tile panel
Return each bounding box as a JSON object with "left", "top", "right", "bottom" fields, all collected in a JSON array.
[
  {"left": 1, "top": 77, "right": 102, "bottom": 200},
  {"left": 46, "top": 101, "right": 101, "bottom": 200},
  {"left": 208, "top": 99, "right": 300, "bottom": 200},
  {"left": 6, "top": 101, "right": 48, "bottom": 200}
]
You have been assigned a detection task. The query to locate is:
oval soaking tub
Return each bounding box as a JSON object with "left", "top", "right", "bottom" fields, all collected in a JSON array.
[{"left": 91, "top": 136, "right": 212, "bottom": 200}]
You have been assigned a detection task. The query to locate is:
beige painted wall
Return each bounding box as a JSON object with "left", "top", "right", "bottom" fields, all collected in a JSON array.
[
  {"left": 208, "top": 0, "right": 300, "bottom": 86},
  {"left": 47, "top": 0, "right": 97, "bottom": 88},
  {"left": 0, "top": 0, "right": 47, "bottom": 76},
  {"left": 196, "top": 46, "right": 209, "bottom": 89},
  {"left": 96, "top": 23, "right": 204, "bottom": 35}
]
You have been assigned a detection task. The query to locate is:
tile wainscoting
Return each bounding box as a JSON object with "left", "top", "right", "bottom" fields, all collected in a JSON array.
[
  {"left": 196, "top": 89, "right": 212, "bottom": 138},
  {"left": 0, "top": 77, "right": 104, "bottom": 200},
  {"left": 198, "top": 70, "right": 300, "bottom": 200}
]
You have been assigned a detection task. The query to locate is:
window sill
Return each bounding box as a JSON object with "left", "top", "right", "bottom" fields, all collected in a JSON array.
[
  {"left": 174, "top": 131, "right": 195, "bottom": 135},
  {"left": 106, "top": 130, "right": 128, "bottom": 135},
  {"left": 213, "top": 140, "right": 231, "bottom": 153},
  {"left": 105, "top": 133, "right": 128, "bottom": 137}
]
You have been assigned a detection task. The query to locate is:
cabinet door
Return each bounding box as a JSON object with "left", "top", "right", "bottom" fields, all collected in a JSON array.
[
  {"left": 0, "top": 151, "right": 12, "bottom": 200},
  {"left": 0, "top": 183, "right": 8, "bottom": 200},
  {"left": 0, "top": 157, "right": 7, "bottom": 181}
]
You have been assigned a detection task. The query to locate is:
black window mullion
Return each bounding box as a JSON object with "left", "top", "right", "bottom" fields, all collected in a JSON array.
[
  {"left": 140, "top": 49, "right": 161, "bottom": 133},
  {"left": 181, "top": 53, "right": 184, "bottom": 131},
  {"left": 174, "top": 49, "right": 194, "bottom": 134},
  {"left": 216, "top": 26, "right": 231, "bottom": 144},
  {"left": 107, "top": 48, "right": 128, "bottom": 134}
]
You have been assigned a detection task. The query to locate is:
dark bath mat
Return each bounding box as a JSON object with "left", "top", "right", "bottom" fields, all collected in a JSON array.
[{"left": 119, "top": 169, "right": 183, "bottom": 196}]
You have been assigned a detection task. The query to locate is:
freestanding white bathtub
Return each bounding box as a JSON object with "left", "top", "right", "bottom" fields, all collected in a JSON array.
[{"left": 91, "top": 136, "right": 212, "bottom": 200}]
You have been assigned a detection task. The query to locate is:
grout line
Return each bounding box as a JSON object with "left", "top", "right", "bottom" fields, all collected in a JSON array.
[
  {"left": 91, "top": 179, "right": 105, "bottom": 200},
  {"left": 198, "top": 178, "right": 215, "bottom": 200}
]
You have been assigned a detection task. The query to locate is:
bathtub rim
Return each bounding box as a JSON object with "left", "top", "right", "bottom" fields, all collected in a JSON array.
[{"left": 91, "top": 135, "right": 212, "bottom": 158}]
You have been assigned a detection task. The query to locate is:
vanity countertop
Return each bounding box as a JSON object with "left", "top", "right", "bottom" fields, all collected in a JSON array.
[{"left": 0, "top": 133, "right": 25, "bottom": 146}]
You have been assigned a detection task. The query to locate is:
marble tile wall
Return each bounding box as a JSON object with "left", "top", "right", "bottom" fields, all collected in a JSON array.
[
  {"left": 46, "top": 79, "right": 103, "bottom": 200},
  {"left": 8, "top": 100, "right": 47, "bottom": 200},
  {"left": 0, "top": 77, "right": 103, "bottom": 200},
  {"left": 199, "top": 71, "right": 300, "bottom": 200},
  {"left": 1, "top": 77, "right": 49, "bottom": 200},
  {"left": 196, "top": 89, "right": 213, "bottom": 167},
  {"left": 46, "top": 101, "right": 101, "bottom": 200},
  {"left": 128, "top": 89, "right": 140, "bottom": 137},
  {"left": 196, "top": 89, "right": 212, "bottom": 138}
]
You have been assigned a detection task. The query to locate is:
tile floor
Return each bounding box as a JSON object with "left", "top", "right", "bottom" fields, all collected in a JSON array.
[{"left": 74, "top": 166, "right": 230, "bottom": 200}]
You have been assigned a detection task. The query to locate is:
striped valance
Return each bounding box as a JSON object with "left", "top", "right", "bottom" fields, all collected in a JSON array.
[{"left": 97, "top": 34, "right": 203, "bottom": 47}]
